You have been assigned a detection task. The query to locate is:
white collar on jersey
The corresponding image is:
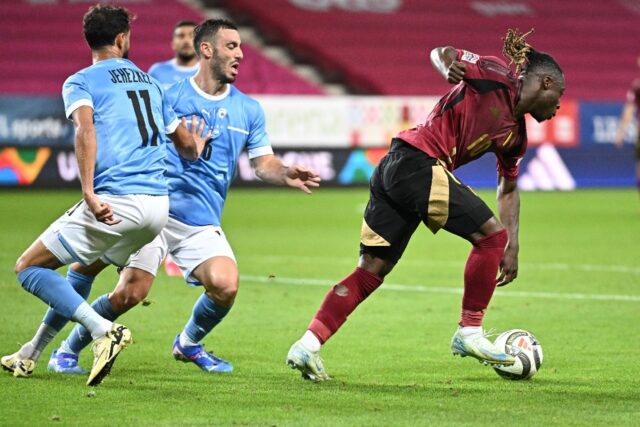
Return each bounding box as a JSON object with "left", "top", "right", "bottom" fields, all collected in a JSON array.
[{"left": 189, "top": 77, "right": 231, "bottom": 101}]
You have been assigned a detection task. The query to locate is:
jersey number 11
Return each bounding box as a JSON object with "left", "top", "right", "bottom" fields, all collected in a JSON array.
[{"left": 127, "top": 90, "right": 160, "bottom": 147}]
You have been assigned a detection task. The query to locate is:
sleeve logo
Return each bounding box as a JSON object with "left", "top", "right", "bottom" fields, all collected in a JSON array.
[{"left": 461, "top": 50, "right": 480, "bottom": 64}]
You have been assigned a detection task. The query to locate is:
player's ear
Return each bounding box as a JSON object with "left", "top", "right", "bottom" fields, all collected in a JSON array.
[
  {"left": 114, "top": 32, "right": 128, "bottom": 51},
  {"left": 199, "top": 41, "right": 213, "bottom": 59},
  {"left": 542, "top": 75, "right": 553, "bottom": 90}
]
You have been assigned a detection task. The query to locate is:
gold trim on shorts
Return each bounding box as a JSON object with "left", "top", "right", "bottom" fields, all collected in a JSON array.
[
  {"left": 360, "top": 219, "right": 390, "bottom": 246},
  {"left": 426, "top": 165, "right": 450, "bottom": 233}
]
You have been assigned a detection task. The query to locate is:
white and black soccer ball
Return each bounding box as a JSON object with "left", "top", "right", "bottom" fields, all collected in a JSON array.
[{"left": 492, "top": 329, "right": 543, "bottom": 380}]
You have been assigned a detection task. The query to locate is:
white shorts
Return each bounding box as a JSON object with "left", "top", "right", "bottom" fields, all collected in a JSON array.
[
  {"left": 41, "top": 194, "right": 169, "bottom": 267},
  {"left": 128, "top": 216, "right": 236, "bottom": 285}
]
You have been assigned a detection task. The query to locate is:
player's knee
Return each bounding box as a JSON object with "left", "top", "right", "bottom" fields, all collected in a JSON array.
[
  {"left": 111, "top": 287, "right": 145, "bottom": 312},
  {"left": 218, "top": 287, "right": 238, "bottom": 305},
  {"left": 112, "top": 268, "right": 155, "bottom": 311},
  {"left": 475, "top": 228, "right": 509, "bottom": 249},
  {"left": 205, "top": 273, "right": 239, "bottom": 304},
  {"left": 112, "top": 282, "right": 150, "bottom": 312},
  {"left": 220, "top": 277, "right": 239, "bottom": 302},
  {"left": 359, "top": 252, "right": 395, "bottom": 278},
  {"left": 14, "top": 255, "right": 29, "bottom": 275},
  {"left": 123, "top": 287, "right": 149, "bottom": 309}
]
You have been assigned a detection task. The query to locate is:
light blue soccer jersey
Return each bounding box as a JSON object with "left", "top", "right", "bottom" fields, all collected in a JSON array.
[
  {"left": 148, "top": 59, "right": 199, "bottom": 89},
  {"left": 164, "top": 77, "right": 273, "bottom": 226},
  {"left": 62, "top": 58, "right": 179, "bottom": 195}
]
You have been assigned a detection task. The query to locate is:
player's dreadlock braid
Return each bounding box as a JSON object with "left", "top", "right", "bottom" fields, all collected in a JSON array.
[
  {"left": 502, "top": 28, "right": 564, "bottom": 81},
  {"left": 502, "top": 28, "right": 535, "bottom": 73}
]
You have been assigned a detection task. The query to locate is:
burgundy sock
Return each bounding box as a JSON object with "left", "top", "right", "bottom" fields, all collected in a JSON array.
[
  {"left": 308, "top": 267, "right": 383, "bottom": 344},
  {"left": 460, "top": 229, "right": 508, "bottom": 327}
]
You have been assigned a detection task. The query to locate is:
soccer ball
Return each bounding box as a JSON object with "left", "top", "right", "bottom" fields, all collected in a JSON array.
[{"left": 492, "top": 329, "right": 543, "bottom": 380}]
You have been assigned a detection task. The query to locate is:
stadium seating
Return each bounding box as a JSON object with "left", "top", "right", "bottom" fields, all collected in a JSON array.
[
  {"left": 218, "top": 0, "right": 640, "bottom": 100},
  {"left": 0, "top": 0, "right": 322, "bottom": 95}
]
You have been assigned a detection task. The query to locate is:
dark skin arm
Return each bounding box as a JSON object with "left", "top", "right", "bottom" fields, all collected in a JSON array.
[
  {"left": 430, "top": 46, "right": 467, "bottom": 84},
  {"left": 433, "top": 46, "right": 520, "bottom": 285},
  {"left": 496, "top": 175, "right": 520, "bottom": 286}
]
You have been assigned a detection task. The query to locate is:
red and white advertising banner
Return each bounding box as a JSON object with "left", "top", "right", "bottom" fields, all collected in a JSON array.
[{"left": 256, "top": 96, "right": 578, "bottom": 148}]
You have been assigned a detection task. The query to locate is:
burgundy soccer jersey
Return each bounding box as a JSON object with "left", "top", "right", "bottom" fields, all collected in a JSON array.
[{"left": 397, "top": 49, "right": 527, "bottom": 180}]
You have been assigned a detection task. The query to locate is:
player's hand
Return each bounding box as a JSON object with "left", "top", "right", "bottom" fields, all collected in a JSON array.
[
  {"left": 285, "top": 164, "right": 321, "bottom": 194},
  {"left": 496, "top": 246, "right": 518, "bottom": 287},
  {"left": 84, "top": 193, "right": 121, "bottom": 225},
  {"left": 181, "top": 115, "right": 213, "bottom": 157},
  {"left": 613, "top": 132, "right": 625, "bottom": 149},
  {"left": 447, "top": 61, "right": 467, "bottom": 84}
]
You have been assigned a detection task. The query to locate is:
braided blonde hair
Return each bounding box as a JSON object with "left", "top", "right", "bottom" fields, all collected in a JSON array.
[{"left": 502, "top": 28, "right": 535, "bottom": 73}]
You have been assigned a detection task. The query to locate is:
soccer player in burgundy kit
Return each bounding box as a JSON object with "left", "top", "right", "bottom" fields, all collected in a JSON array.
[
  {"left": 287, "top": 29, "right": 565, "bottom": 381},
  {"left": 615, "top": 57, "right": 640, "bottom": 195}
]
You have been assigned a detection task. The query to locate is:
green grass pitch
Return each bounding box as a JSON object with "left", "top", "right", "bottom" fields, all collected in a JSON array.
[{"left": 0, "top": 188, "right": 638, "bottom": 426}]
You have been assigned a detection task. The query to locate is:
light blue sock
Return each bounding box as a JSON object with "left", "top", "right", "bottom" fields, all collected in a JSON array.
[
  {"left": 183, "top": 293, "right": 231, "bottom": 343},
  {"left": 18, "top": 266, "right": 84, "bottom": 319},
  {"left": 42, "top": 269, "right": 94, "bottom": 332},
  {"left": 64, "top": 294, "right": 118, "bottom": 355}
]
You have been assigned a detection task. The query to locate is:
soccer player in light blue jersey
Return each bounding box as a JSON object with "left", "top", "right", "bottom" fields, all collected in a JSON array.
[
  {"left": 37, "top": 18, "right": 320, "bottom": 375},
  {"left": 148, "top": 21, "right": 199, "bottom": 89},
  {"left": 1, "top": 5, "right": 208, "bottom": 386}
]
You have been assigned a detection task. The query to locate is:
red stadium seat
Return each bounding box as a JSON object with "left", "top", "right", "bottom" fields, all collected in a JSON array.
[
  {"left": 0, "top": 0, "right": 322, "bottom": 95},
  {"left": 219, "top": 0, "right": 640, "bottom": 99}
]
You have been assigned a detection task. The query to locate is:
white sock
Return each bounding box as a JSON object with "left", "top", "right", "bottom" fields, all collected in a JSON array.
[
  {"left": 300, "top": 330, "right": 321, "bottom": 352},
  {"left": 17, "top": 342, "right": 36, "bottom": 360},
  {"left": 459, "top": 326, "right": 482, "bottom": 336},
  {"left": 29, "top": 323, "right": 58, "bottom": 361},
  {"left": 72, "top": 302, "right": 113, "bottom": 340},
  {"left": 179, "top": 331, "right": 198, "bottom": 348}
]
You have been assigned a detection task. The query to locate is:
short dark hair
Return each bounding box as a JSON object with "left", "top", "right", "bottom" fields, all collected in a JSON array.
[
  {"left": 193, "top": 18, "right": 238, "bottom": 57},
  {"left": 174, "top": 20, "right": 198, "bottom": 30},
  {"left": 83, "top": 4, "right": 133, "bottom": 50},
  {"left": 525, "top": 50, "right": 564, "bottom": 82}
]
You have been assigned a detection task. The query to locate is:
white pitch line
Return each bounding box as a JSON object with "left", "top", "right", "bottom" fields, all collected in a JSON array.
[
  {"left": 242, "top": 255, "right": 640, "bottom": 275},
  {"left": 241, "top": 275, "right": 640, "bottom": 303}
]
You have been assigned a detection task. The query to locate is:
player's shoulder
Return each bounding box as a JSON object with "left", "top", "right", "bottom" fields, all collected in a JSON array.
[
  {"left": 477, "top": 56, "right": 514, "bottom": 82},
  {"left": 459, "top": 49, "right": 513, "bottom": 78},
  {"left": 167, "top": 77, "right": 193, "bottom": 97},
  {"left": 148, "top": 59, "right": 173, "bottom": 73},
  {"left": 229, "top": 85, "right": 262, "bottom": 110},
  {"left": 478, "top": 55, "right": 511, "bottom": 73},
  {"left": 63, "top": 62, "right": 99, "bottom": 92},
  {"left": 65, "top": 61, "right": 98, "bottom": 81}
]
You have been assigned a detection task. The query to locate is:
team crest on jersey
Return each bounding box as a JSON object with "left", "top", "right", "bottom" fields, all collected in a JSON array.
[
  {"left": 461, "top": 50, "right": 480, "bottom": 64},
  {"left": 217, "top": 108, "right": 227, "bottom": 119}
]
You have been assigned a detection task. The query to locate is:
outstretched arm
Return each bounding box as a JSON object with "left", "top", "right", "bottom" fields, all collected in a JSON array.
[
  {"left": 615, "top": 102, "right": 636, "bottom": 148},
  {"left": 496, "top": 175, "right": 520, "bottom": 286},
  {"left": 430, "top": 46, "right": 466, "bottom": 84},
  {"left": 251, "top": 154, "right": 321, "bottom": 194}
]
